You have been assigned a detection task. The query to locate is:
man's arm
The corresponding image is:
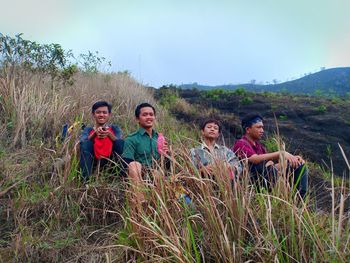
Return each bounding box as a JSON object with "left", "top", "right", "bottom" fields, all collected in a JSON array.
[
  {"left": 111, "top": 125, "right": 123, "bottom": 140},
  {"left": 189, "top": 148, "right": 198, "bottom": 167},
  {"left": 225, "top": 147, "right": 242, "bottom": 175},
  {"left": 248, "top": 152, "right": 280, "bottom": 164},
  {"left": 80, "top": 127, "right": 93, "bottom": 142},
  {"left": 107, "top": 130, "right": 118, "bottom": 142},
  {"left": 189, "top": 148, "right": 213, "bottom": 175},
  {"left": 249, "top": 151, "right": 303, "bottom": 168},
  {"left": 88, "top": 128, "right": 97, "bottom": 141},
  {"left": 91, "top": 126, "right": 120, "bottom": 141},
  {"left": 122, "top": 137, "right": 136, "bottom": 162}
]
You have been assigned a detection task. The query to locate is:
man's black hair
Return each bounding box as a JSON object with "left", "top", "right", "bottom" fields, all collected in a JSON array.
[
  {"left": 92, "top": 101, "right": 112, "bottom": 113},
  {"left": 200, "top": 118, "right": 222, "bottom": 133},
  {"left": 241, "top": 113, "right": 263, "bottom": 132},
  {"left": 135, "top": 103, "right": 156, "bottom": 118}
]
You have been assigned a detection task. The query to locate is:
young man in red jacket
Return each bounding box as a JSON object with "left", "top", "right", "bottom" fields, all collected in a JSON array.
[{"left": 80, "top": 101, "right": 124, "bottom": 180}]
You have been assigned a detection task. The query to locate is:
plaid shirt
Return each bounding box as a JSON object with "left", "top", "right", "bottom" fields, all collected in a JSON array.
[{"left": 190, "top": 142, "right": 242, "bottom": 175}]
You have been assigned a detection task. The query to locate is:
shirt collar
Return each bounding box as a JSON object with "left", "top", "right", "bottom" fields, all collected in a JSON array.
[
  {"left": 242, "top": 135, "right": 259, "bottom": 147},
  {"left": 201, "top": 142, "right": 220, "bottom": 151},
  {"left": 138, "top": 127, "right": 157, "bottom": 136}
]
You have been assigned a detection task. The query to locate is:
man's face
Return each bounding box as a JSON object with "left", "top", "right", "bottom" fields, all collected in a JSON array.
[
  {"left": 202, "top": 122, "right": 220, "bottom": 140},
  {"left": 247, "top": 121, "right": 264, "bottom": 140},
  {"left": 92, "top": 106, "right": 111, "bottom": 126},
  {"left": 137, "top": 107, "right": 155, "bottom": 129}
]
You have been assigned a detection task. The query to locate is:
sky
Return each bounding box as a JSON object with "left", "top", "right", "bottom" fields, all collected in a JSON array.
[{"left": 1, "top": 0, "right": 350, "bottom": 87}]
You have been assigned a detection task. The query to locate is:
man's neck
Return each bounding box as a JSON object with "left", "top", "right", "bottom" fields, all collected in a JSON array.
[
  {"left": 95, "top": 123, "right": 105, "bottom": 128},
  {"left": 245, "top": 134, "right": 258, "bottom": 145},
  {"left": 143, "top": 126, "right": 153, "bottom": 136},
  {"left": 203, "top": 138, "right": 216, "bottom": 151}
]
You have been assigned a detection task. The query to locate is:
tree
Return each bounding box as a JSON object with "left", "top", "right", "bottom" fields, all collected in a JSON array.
[{"left": 0, "top": 33, "right": 77, "bottom": 86}]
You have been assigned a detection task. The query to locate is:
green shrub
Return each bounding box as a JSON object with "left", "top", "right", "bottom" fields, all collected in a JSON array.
[
  {"left": 278, "top": 114, "right": 288, "bottom": 121},
  {"left": 331, "top": 96, "right": 341, "bottom": 104},
  {"left": 241, "top": 96, "right": 253, "bottom": 105},
  {"left": 262, "top": 91, "right": 276, "bottom": 98},
  {"left": 316, "top": 105, "right": 327, "bottom": 113},
  {"left": 204, "top": 89, "right": 225, "bottom": 99},
  {"left": 262, "top": 136, "right": 279, "bottom": 152},
  {"left": 159, "top": 89, "right": 179, "bottom": 108},
  {"left": 314, "top": 89, "right": 322, "bottom": 96},
  {"left": 234, "top": 87, "right": 246, "bottom": 95}
]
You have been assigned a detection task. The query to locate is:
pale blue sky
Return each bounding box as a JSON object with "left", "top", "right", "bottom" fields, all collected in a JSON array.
[{"left": 1, "top": 0, "right": 350, "bottom": 87}]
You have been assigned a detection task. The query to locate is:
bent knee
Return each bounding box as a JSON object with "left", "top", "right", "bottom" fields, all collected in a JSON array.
[
  {"left": 128, "top": 161, "right": 142, "bottom": 179},
  {"left": 129, "top": 161, "right": 142, "bottom": 170}
]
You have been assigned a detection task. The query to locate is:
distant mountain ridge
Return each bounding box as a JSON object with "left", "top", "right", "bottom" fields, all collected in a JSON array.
[{"left": 179, "top": 67, "right": 350, "bottom": 96}]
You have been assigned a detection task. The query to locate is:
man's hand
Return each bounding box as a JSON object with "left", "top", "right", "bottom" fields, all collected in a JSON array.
[
  {"left": 284, "top": 152, "right": 303, "bottom": 168},
  {"left": 93, "top": 127, "right": 117, "bottom": 141},
  {"left": 265, "top": 160, "right": 274, "bottom": 167},
  {"left": 161, "top": 140, "right": 169, "bottom": 154},
  {"left": 295, "top": 155, "right": 305, "bottom": 165},
  {"left": 96, "top": 127, "right": 108, "bottom": 139}
]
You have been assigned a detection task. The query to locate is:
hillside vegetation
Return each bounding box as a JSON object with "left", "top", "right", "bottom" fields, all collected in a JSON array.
[
  {"left": 1, "top": 34, "right": 350, "bottom": 262},
  {"left": 179, "top": 67, "right": 350, "bottom": 96}
]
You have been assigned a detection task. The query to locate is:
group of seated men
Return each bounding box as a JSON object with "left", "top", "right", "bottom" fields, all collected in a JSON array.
[{"left": 80, "top": 100, "right": 308, "bottom": 198}]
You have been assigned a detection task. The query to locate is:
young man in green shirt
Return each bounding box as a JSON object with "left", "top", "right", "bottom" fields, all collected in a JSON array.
[{"left": 123, "top": 103, "right": 169, "bottom": 204}]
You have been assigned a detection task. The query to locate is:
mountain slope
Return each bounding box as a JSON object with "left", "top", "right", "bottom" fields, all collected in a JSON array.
[{"left": 179, "top": 67, "right": 350, "bottom": 95}]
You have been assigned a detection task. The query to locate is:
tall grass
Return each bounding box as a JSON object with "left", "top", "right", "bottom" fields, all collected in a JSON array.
[
  {"left": 0, "top": 70, "right": 157, "bottom": 148},
  {"left": 0, "top": 68, "right": 349, "bottom": 262},
  {"left": 117, "top": 142, "right": 349, "bottom": 262}
]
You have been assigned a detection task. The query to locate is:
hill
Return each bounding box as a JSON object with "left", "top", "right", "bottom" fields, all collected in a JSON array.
[
  {"left": 1, "top": 34, "right": 350, "bottom": 262},
  {"left": 179, "top": 67, "right": 350, "bottom": 96},
  {"left": 155, "top": 86, "right": 350, "bottom": 176}
]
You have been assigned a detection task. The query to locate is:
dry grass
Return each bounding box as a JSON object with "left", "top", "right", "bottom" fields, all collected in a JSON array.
[
  {"left": 118, "top": 146, "right": 350, "bottom": 262},
  {"left": 0, "top": 70, "right": 156, "bottom": 148},
  {"left": 0, "top": 69, "right": 350, "bottom": 262}
]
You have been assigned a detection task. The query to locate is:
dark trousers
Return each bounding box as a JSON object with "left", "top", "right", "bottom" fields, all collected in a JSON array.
[
  {"left": 249, "top": 161, "right": 308, "bottom": 197},
  {"left": 80, "top": 139, "right": 124, "bottom": 180}
]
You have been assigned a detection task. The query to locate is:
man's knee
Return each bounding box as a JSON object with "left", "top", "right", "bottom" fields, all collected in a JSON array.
[
  {"left": 295, "top": 164, "right": 308, "bottom": 183},
  {"left": 128, "top": 161, "right": 142, "bottom": 180},
  {"left": 295, "top": 163, "right": 308, "bottom": 178}
]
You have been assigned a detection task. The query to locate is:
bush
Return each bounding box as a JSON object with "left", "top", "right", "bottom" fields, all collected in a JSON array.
[
  {"left": 278, "top": 114, "right": 288, "bottom": 121},
  {"left": 316, "top": 105, "right": 327, "bottom": 113},
  {"left": 158, "top": 89, "right": 179, "bottom": 108},
  {"left": 241, "top": 96, "right": 253, "bottom": 105},
  {"left": 203, "top": 89, "right": 226, "bottom": 100}
]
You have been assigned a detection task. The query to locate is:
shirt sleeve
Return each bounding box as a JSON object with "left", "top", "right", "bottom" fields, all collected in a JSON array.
[
  {"left": 225, "top": 147, "right": 243, "bottom": 175},
  {"left": 189, "top": 148, "right": 198, "bottom": 167},
  {"left": 111, "top": 125, "right": 123, "bottom": 139},
  {"left": 80, "top": 127, "right": 92, "bottom": 143},
  {"left": 122, "top": 137, "right": 136, "bottom": 161},
  {"left": 189, "top": 147, "right": 205, "bottom": 168}
]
